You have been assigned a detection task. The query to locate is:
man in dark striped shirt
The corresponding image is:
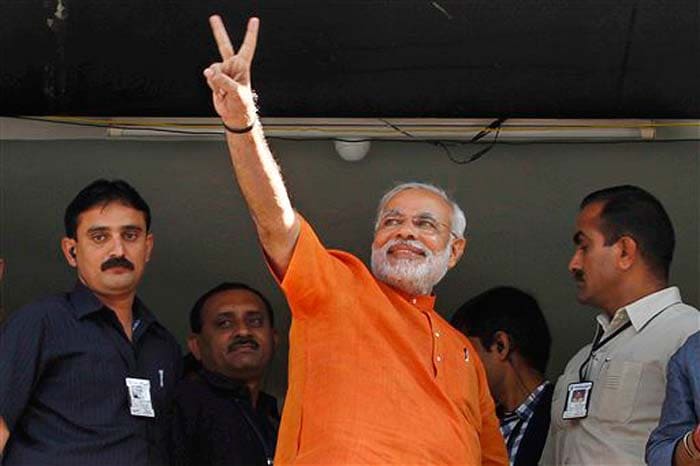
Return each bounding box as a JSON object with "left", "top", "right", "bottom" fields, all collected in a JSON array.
[
  {"left": 451, "top": 287, "right": 553, "bottom": 466},
  {"left": 0, "top": 179, "right": 182, "bottom": 466}
]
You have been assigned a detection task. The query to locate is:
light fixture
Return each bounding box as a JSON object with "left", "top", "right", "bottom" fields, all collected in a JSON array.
[
  {"left": 7, "top": 116, "right": 692, "bottom": 142},
  {"left": 333, "top": 138, "right": 371, "bottom": 162},
  {"left": 101, "top": 118, "right": 657, "bottom": 141}
]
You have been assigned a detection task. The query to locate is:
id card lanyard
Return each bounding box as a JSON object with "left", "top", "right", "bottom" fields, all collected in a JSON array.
[
  {"left": 235, "top": 398, "right": 275, "bottom": 465},
  {"left": 578, "top": 320, "right": 633, "bottom": 382},
  {"left": 562, "top": 320, "right": 632, "bottom": 420},
  {"left": 564, "top": 302, "right": 676, "bottom": 420}
]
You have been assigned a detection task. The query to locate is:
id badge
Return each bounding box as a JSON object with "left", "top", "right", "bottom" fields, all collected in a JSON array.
[
  {"left": 562, "top": 381, "right": 593, "bottom": 420},
  {"left": 125, "top": 377, "right": 155, "bottom": 418}
]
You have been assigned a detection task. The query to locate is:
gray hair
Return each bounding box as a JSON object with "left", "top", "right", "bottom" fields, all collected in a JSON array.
[{"left": 374, "top": 182, "right": 467, "bottom": 238}]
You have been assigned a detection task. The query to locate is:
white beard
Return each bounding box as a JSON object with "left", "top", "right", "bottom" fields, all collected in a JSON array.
[{"left": 370, "top": 238, "right": 452, "bottom": 296}]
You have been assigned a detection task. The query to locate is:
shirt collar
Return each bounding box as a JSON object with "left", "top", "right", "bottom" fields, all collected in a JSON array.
[
  {"left": 199, "top": 367, "right": 251, "bottom": 398},
  {"left": 198, "top": 368, "right": 278, "bottom": 415},
  {"left": 68, "top": 281, "right": 156, "bottom": 327},
  {"left": 498, "top": 381, "right": 550, "bottom": 425},
  {"left": 197, "top": 368, "right": 280, "bottom": 419},
  {"left": 68, "top": 282, "right": 105, "bottom": 319},
  {"left": 596, "top": 308, "right": 629, "bottom": 334},
  {"left": 514, "top": 381, "right": 550, "bottom": 420},
  {"left": 597, "top": 286, "right": 681, "bottom": 333}
]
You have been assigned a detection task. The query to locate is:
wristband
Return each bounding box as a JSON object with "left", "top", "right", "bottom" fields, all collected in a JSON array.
[
  {"left": 683, "top": 431, "right": 700, "bottom": 459},
  {"left": 223, "top": 120, "right": 256, "bottom": 134}
]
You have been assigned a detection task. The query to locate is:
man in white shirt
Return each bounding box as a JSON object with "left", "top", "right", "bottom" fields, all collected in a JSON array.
[{"left": 540, "top": 185, "right": 700, "bottom": 466}]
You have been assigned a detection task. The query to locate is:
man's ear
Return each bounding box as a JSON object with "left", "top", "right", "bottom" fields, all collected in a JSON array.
[
  {"left": 187, "top": 334, "right": 202, "bottom": 361},
  {"left": 448, "top": 236, "right": 468, "bottom": 268},
  {"left": 61, "top": 237, "right": 78, "bottom": 267},
  {"left": 616, "top": 236, "right": 638, "bottom": 271},
  {"left": 492, "top": 331, "right": 512, "bottom": 361}
]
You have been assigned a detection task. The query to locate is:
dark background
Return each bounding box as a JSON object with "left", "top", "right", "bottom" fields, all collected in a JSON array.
[{"left": 2, "top": 0, "right": 698, "bottom": 117}]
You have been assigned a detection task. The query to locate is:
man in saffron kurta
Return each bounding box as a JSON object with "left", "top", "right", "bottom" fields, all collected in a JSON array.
[
  {"left": 202, "top": 14, "right": 507, "bottom": 466},
  {"left": 274, "top": 218, "right": 506, "bottom": 465}
]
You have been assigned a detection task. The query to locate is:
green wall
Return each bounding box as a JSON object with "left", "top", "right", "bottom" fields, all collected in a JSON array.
[{"left": 1, "top": 138, "right": 698, "bottom": 400}]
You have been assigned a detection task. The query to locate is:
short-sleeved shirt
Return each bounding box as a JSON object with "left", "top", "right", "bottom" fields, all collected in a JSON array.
[
  {"left": 540, "top": 287, "right": 700, "bottom": 466},
  {"left": 273, "top": 218, "right": 507, "bottom": 465},
  {"left": 0, "top": 282, "right": 182, "bottom": 466},
  {"left": 646, "top": 331, "right": 700, "bottom": 465}
]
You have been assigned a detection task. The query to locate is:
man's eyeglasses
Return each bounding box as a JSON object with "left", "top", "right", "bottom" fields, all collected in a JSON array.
[{"left": 376, "top": 213, "right": 458, "bottom": 238}]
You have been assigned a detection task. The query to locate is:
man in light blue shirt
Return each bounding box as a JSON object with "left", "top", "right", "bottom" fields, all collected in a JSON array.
[{"left": 647, "top": 331, "right": 700, "bottom": 466}]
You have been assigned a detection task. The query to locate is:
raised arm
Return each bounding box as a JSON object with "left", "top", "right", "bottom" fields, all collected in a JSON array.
[{"left": 204, "top": 16, "right": 299, "bottom": 278}]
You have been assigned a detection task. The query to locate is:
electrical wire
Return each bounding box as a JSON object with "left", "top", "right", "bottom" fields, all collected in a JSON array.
[
  {"left": 6, "top": 115, "right": 700, "bottom": 156},
  {"left": 13, "top": 115, "right": 700, "bottom": 131}
]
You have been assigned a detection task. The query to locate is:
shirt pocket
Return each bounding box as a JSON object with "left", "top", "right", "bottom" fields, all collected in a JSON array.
[{"left": 592, "top": 359, "right": 643, "bottom": 424}]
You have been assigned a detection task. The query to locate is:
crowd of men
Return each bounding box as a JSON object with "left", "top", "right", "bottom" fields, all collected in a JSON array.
[{"left": 1, "top": 14, "right": 700, "bottom": 466}]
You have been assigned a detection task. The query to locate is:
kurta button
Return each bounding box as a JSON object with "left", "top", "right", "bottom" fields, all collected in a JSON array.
[
  {"left": 436, "top": 356, "right": 442, "bottom": 362},
  {"left": 434, "top": 331, "right": 440, "bottom": 338},
  {"left": 411, "top": 298, "right": 417, "bottom": 304}
]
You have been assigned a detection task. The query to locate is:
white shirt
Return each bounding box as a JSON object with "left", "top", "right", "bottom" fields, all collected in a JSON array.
[{"left": 540, "top": 287, "right": 700, "bottom": 466}]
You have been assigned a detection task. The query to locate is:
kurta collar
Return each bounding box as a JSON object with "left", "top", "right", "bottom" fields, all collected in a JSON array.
[{"left": 385, "top": 283, "right": 437, "bottom": 312}]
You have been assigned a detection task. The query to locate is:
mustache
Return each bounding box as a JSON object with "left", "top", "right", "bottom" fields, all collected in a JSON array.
[
  {"left": 572, "top": 269, "right": 584, "bottom": 282},
  {"left": 227, "top": 336, "right": 259, "bottom": 353},
  {"left": 101, "top": 256, "right": 135, "bottom": 271},
  {"left": 385, "top": 239, "right": 428, "bottom": 255}
]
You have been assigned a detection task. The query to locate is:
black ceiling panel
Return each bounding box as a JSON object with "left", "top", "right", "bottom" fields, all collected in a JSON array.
[{"left": 1, "top": 0, "right": 698, "bottom": 117}]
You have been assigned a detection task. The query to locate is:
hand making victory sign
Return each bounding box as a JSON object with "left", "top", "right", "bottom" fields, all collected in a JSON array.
[
  {"left": 204, "top": 15, "right": 260, "bottom": 130},
  {"left": 203, "top": 15, "right": 300, "bottom": 279}
]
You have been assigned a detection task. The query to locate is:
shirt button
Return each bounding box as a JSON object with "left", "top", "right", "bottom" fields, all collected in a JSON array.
[
  {"left": 436, "top": 356, "right": 442, "bottom": 362},
  {"left": 411, "top": 298, "right": 417, "bottom": 304},
  {"left": 434, "top": 331, "right": 441, "bottom": 338}
]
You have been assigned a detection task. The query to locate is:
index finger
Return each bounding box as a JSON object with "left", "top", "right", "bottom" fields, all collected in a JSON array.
[
  {"left": 237, "top": 17, "right": 259, "bottom": 62},
  {"left": 209, "top": 15, "right": 236, "bottom": 60}
]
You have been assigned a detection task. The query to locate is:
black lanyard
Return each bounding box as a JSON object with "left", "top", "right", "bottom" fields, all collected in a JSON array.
[
  {"left": 577, "top": 301, "right": 676, "bottom": 381},
  {"left": 234, "top": 398, "right": 276, "bottom": 465},
  {"left": 578, "top": 321, "right": 633, "bottom": 381}
]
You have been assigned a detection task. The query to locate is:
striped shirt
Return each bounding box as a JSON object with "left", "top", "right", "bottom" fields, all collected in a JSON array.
[{"left": 500, "top": 381, "right": 551, "bottom": 466}]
